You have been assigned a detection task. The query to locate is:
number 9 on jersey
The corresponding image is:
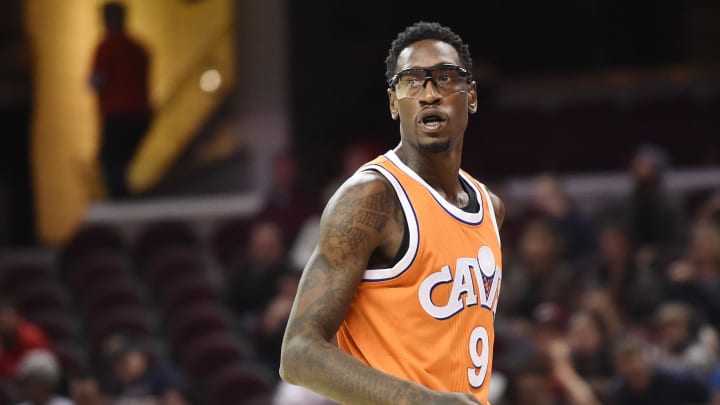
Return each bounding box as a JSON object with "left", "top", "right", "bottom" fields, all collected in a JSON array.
[{"left": 468, "top": 326, "right": 490, "bottom": 388}]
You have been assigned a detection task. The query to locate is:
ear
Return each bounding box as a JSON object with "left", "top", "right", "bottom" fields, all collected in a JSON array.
[
  {"left": 387, "top": 88, "right": 399, "bottom": 120},
  {"left": 468, "top": 81, "right": 478, "bottom": 114}
]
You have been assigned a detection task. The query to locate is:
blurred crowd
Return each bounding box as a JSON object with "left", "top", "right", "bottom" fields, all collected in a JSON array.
[
  {"left": 494, "top": 145, "right": 720, "bottom": 405},
  {"left": 0, "top": 141, "right": 719, "bottom": 405}
]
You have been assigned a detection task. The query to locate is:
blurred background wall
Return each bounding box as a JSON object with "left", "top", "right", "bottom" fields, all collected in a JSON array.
[{"left": 26, "top": 0, "right": 237, "bottom": 244}]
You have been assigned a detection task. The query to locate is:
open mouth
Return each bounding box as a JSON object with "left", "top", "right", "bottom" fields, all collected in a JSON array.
[{"left": 418, "top": 113, "right": 448, "bottom": 132}]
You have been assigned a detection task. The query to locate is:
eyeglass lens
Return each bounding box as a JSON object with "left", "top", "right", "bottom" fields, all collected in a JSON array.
[{"left": 394, "top": 66, "right": 467, "bottom": 99}]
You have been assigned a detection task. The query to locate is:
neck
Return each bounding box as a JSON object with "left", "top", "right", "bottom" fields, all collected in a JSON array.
[{"left": 394, "top": 140, "right": 465, "bottom": 205}]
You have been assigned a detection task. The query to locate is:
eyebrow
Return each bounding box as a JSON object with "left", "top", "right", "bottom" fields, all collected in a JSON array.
[{"left": 397, "top": 62, "right": 460, "bottom": 72}]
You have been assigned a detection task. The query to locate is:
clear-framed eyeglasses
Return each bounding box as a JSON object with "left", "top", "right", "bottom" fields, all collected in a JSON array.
[{"left": 388, "top": 64, "right": 471, "bottom": 100}]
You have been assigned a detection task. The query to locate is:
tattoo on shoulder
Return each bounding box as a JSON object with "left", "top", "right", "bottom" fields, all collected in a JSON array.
[{"left": 325, "top": 178, "right": 397, "bottom": 252}]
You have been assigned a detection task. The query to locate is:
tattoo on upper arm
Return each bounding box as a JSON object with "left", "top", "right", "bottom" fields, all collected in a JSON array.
[
  {"left": 323, "top": 181, "right": 397, "bottom": 268},
  {"left": 288, "top": 178, "right": 399, "bottom": 337}
]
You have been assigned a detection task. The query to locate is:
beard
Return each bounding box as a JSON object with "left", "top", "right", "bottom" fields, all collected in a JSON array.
[{"left": 418, "top": 139, "right": 451, "bottom": 154}]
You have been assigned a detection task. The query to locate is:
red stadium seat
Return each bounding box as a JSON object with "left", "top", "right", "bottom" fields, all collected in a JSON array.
[
  {"left": 61, "top": 225, "right": 126, "bottom": 269},
  {"left": 134, "top": 221, "right": 198, "bottom": 266},
  {"left": 0, "top": 262, "right": 52, "bottom": 293},
  {"left": 168, "top": 304, "right": 234, "bottom": 352},
  {"left": 25, "top": 310, "right": 80, "bottom": 343},
  {"left": 69, "top": 253, "right": 133, "bottom": 297},
  {"left": 82, "top": 278, "right": 145, "bottom": 321},
  {"left": 143, "top": 248, "right": 205, "bottom": 291},
  {"left": 210, "top": 217, "right": 253, "bottom": 266},
  {"left": 204, "top": 363, "right": 273, "bottom": 405},
  {"left": 160, "top": 273, "right": 219, "bottom": 315},
  {"left": 10, "top": 281, "right": 70, "bottom": 314},
  {"left": 88, "top": 307, "right": 152, "bottom": 352},
  {"left": 181, "top": 333, "right": 252, "bottom": 380}
]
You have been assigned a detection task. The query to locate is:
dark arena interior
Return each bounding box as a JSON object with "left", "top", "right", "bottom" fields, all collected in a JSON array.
[{"left": 0, "top": 0, "right": 719, "bottom": 404}]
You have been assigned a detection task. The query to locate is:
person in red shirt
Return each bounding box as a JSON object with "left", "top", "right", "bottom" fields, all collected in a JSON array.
[
  {"left": 0, "top": 300, "right": 50, "bottom": 379},
  {"left": 89, "top": 2, "right": 152, "bottom": 199}
]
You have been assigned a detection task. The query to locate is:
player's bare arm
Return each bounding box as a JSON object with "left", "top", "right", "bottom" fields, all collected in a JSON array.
[{"left": 280, "top": 171, "right": 481, "bottom": 405}]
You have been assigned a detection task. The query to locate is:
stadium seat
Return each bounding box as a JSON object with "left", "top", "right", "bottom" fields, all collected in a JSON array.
[
  {"left": 88, "top": 307, "right": 152, "bottom": 352},
  {"left": 82, "top": 278, "right": 144, "bottom": 320},
  {"left": 181, "top": 333, "right": 252, "bottom": 380},
  {"left": 204, "top": 363, "right": 273, "bottom": 405},
  {"left": 160, "top": 273, "right": 219, "bottom": 315},
  {"left": 10, "top": 281, "right": 70, "bottom": 314},
  {"left": 168, "top": 303, "right": 234, "bottom": 352},
  {"left": 25, "top": 310, "right": 80, "bottom": 343},
  {"left": 61, "top": 225, "right": 125, "bottom": 269},
  {"left": 69, "top": 253, "right": 133, "bottom": 298},
  {"left": 0, "top": 262, "right": 52, "bottom": 293},
  {"left": 143, "top": 248, "right": 206, "bottom": 290},
  {"left": 134, "top": 220, "right": 198, "bottom": 266},
  {"left": 210, "top": 217, "right": 253, "bottom": 266}
]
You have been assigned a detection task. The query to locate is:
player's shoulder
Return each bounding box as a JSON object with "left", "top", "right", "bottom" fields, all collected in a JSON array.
[
  {"left": 325, "top": 169, "right": 395, "bottom": 211},
  {"left": 318, "top": 169, "right": 401, "bottom": 243}
]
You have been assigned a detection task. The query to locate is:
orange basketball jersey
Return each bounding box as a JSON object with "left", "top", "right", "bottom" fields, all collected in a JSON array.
[{"left": 337, "top": 150, "right": 502, "bottom": 404}]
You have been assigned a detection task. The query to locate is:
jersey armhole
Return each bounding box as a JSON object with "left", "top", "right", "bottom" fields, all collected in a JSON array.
[
  {"left": 360, "top": 165, "right": 420, "bottom": 282},
  {"left": 477, "top": 182, "right": 502, "bottom": 247}
]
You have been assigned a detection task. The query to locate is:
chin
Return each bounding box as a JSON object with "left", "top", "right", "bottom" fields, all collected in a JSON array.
[{"left": 418, "top": 139, "right": 451, "bottom": 154}]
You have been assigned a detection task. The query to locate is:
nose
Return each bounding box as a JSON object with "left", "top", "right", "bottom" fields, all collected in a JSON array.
[{"left": 418, "top": 78, "right": 442, "bottom": 104}]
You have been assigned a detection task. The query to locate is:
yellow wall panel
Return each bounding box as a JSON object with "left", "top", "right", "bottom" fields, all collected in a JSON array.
[{"left": 26, "top": 0, "right": 235, "bottom": 244}]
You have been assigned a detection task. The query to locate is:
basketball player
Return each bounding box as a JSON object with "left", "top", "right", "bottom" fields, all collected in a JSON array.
[{"left": 280, "top": 22, "right": 504, "bottom": 405}]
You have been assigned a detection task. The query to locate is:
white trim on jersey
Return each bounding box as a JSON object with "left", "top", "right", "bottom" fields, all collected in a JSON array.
[
  {"left": 478, "top": 183, "right": 502, "bottom": 247},
  {"left": 385, "top": 150, "right": 484, "bottom": 225},
  {"left": 360, "top": 164, "right": 420, "bottom": 282}
]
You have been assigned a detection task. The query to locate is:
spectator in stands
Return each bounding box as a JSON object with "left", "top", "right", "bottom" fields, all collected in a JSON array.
[
  {"left": 545, "top": 337, "right": 601, "bottom": 405},
  {"left": 15, "top": 350, "right": 72, "bottom": 405},
  {"left": 665, "top": 213, "right": 720, "bottom": 325},
  {"left": 255, "top": 272, "right": 300, "bottom": 374},
  {"left": 711, "top": 365, "right": 720, "bottom": 405},
  {"left": 227, "top": 221, "right": 290, "bottom": 315},
  {"left": 565, "top": 310, "right": 614, "bottom": 401},
  {"left": 651, "top": 302, "right": 718, "bottom": 379},
  {"left": 105, "top": 336, "right": 187, "bottom": 405},
  {"left": 89, "top": 1, "right": 152, "bottom": 199},
  {"left": 500, "top": 217, "right": 577, "bottom": 318},
  {"left": 522, "top": 303, "right": 601, "bottom": 405},
  {"left": 611, "top": 144, "right": 686, "bottom": 263},
  {"left": 16, "top": 349, "right": 73, "bottom": 405},
  {"left": 257, "top": 152, "right": 319, "bottom": 244},
  {"left": 502, "top": 358, "right": 555, "bottom": 405},
  {"left": 68, "top": 372, "right": 107, "bottom": 405},
  {"left": 529, "top": 174, "right": 595, "bottom": 263},
  {"left": 612, "top": 335, "right": 709, "bottom": 405},
  {"left": 585, "top": 223, "right": 662, "bottom": 321},
  {"left": 577, "top": 288, "right": 625, "bottom": 342},
  {"left": 695, "top": 190, "right": 720, "bottom": 222},
  {"left": 0, "top": 300, "right": 50, "bottom": 379}
]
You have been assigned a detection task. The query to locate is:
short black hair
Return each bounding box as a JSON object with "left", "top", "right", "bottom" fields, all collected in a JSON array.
[{"left": 385, "top": 21, "right": 473, "bottom": 84}]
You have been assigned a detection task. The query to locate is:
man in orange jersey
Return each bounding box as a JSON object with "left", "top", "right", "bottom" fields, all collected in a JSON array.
[{"left": 280, "top": 22, "right": 504, "bottom": 405}]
